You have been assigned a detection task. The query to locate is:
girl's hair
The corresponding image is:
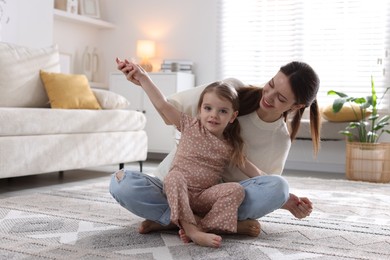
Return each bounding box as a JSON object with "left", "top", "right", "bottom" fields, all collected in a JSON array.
[
  {"left": 237, "top": 61, "right": 321, "bottom": 155},
  {"left": 197, "top": 81, "right": 246, "bottom": 167}
]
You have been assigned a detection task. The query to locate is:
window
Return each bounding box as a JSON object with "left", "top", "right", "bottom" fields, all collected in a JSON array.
[{"left": 218, "top": 0, "right": 390, "bottom": 108}]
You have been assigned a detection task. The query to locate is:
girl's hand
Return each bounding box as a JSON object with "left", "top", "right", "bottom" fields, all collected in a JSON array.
[
  {"left": 116, "top": 58, "right": 147, "bottom": 86},
  {"left": 116, "top": 57, "right": 131, "bottom": 74},
  {"left": 282, "top": 193, "right": 313, "bottom": 219}
]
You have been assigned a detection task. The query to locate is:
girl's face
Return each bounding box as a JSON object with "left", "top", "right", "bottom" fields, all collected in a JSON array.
[
  {"left": 199, "top": 92, "right": 238, "bottom": 139},
  {"left": 259, "top": 71, "right": 303, "bottom": 122}
]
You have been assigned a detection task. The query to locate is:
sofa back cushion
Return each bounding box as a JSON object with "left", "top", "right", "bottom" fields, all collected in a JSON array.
[{"left": 0, "top": 42, "right": 60, "bottom": 108}]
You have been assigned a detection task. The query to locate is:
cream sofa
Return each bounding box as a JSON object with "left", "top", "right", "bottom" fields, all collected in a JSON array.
[{"left": 0, "top": 42, "right": 148, "bottom": 179}]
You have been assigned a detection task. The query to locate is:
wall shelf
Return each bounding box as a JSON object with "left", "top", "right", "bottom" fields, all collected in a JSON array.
[{"left": 53, "top": 9, "right": 115, "bottom": 29}]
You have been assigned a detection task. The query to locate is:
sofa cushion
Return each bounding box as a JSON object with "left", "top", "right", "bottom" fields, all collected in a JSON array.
[
  {"left": 40, "top": 71, "right": 101, "bottom": 109},
  {"left": 92, "top": 89, "right": 130, "bottom": 109},
  {"left": 0, "top": 108, "right": 146, "bottom": 136},
  {"left": 0, "top": 42, "right": 60, "bottom": 108},
  {"left": 321, "top": 103, "right": 370, "bottom": 122}
]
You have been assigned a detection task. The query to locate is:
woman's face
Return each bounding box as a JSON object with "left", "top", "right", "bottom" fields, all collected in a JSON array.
[{"left": 259, "top": 71, "right": 302, "bottom": 121}]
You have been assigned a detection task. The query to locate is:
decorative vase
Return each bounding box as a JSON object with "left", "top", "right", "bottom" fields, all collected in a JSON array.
[
  {"left": 91, "top": 47, "right": 99, "bottom": 82},
  {"left": 82, "top": 46, "right": 92, "bottom": 81}
]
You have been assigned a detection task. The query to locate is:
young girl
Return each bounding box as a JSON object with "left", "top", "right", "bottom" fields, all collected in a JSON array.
[{"left": 117, "top": 59, "right": 263, "bottom": 248}]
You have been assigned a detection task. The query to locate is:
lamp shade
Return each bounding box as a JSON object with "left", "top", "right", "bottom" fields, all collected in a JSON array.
[{"left": 136, "top": 40, "right": 156, "bottom": 59}]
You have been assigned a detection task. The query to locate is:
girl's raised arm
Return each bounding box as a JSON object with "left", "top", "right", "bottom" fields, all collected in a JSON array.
[{"left": 116, "top": 58, "right": 181, "bottom": 127}]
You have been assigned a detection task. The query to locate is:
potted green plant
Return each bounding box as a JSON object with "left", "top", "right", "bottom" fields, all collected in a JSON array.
[{"left": 328, "top": 76, "right": 390, "bottom": 182}]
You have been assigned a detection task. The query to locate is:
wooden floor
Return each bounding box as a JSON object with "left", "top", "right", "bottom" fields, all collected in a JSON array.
[{"left": 0, "top": 159, "right": 344, "bottom": 199}]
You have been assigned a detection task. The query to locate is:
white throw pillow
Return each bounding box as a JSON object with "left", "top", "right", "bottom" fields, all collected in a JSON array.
[
  {"left": 92, "top": 89, "right": 130, "bottom": 109},
  {"left": 0, "top": 42, "right": 60, "bottom": 107}
]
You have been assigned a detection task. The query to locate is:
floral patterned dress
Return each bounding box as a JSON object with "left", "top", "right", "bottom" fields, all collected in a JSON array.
[{"left": 163, "top": 113, "right": 244, "bottom": 233}]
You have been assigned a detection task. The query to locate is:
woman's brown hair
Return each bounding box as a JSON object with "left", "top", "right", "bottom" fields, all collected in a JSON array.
[{"left": 237, "top": 61, "right": 321, "bottom": 155}]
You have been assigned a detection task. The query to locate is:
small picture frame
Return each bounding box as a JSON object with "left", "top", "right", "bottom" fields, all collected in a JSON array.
[
  {"left": 79, "top": 0, "right": 100, "bottom": 19},
  {"left": 67, "top": 0, "right": 78, "bottom": 14}
]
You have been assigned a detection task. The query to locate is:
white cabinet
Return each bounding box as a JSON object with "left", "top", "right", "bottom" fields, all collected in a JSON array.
[{"left": 110, "top": 72, "right": 195, "bottom": 153}]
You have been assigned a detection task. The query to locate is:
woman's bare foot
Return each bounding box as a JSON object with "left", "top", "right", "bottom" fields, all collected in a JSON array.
[
  {"left": 237, "top": 219, "right": 261, "bottom": 237},
  {"left": 138, "top": 220, "right": 177, "bottom": 234},
  {"left": 181, "top": 221, "right": 222, "bottom": 248}
]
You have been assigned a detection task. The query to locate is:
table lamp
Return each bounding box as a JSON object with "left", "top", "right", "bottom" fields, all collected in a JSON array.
[{"left": 136, "top": 40, "right": 156, "bottom": 72}]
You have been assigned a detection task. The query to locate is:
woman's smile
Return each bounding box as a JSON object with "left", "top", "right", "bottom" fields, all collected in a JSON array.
[{"left": 261, "top": 97, "right": 273, "bottom": 109}]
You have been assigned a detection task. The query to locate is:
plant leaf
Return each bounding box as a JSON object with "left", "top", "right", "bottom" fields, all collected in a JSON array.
[
  {"left": 368, "top": 114, "right": 379, "bottom": 121},
  {"left": 373, "top": 122, "right": 389, "bottom": 131},
  {"left": 371, "top": 76, "right": 377, "bottom": 115},
  {"left": 328, "top": 90, "right": 348, "bottom": 97},
  {"left": 339, "top": 130, "right": 353, "bottom": 136},
  {"left": 352, "top": 97, "right": 367, "bottom": 104},
  {"left": 377, "top": 115, "right": 390, "bottom": 124},
  {"left": 332, "top": 98, "right": 346, "bottom": 112}
]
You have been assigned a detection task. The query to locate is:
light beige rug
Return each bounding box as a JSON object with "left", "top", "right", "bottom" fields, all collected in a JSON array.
[{"left": 0, "top": 171, "right": 389, "bottom": 260}]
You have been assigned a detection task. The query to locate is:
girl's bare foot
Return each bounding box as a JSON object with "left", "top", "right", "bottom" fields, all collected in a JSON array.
[
  {"left": 179, "top": 229, "right": 191, "bottom": 243},
  {"left": 191, "top": 231, "right": 222, "bottom": 248},
  {"left": 237, "top": 219, "right": 261, "bottom": 237},
  {"left": 179, "top": 228, "right": 222, "bottom": 248},
  {"left": 181, "top": 221, "right": 222, "bottom": 248},
  {"left": 138, "top": 220, "right": 177, "bottom": 234}
]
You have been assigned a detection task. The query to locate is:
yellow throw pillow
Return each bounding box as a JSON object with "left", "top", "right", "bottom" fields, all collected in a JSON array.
[
  {"left": 40, "top": 70, "right": 101, "bottom": 109},
  {"left": 321, "top": 103, "right": 370, "bottom": 122}
]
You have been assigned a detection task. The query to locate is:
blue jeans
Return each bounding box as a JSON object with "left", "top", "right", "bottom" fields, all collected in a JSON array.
[{"left": 109, "top": 170, "right": 289, "bottom": 226}]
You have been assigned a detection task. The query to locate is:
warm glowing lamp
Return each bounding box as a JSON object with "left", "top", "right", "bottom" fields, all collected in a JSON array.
[{"left": 136, "top": 40, "right": 156, "bottom": 72}]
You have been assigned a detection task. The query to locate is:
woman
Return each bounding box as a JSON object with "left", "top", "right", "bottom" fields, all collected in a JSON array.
[{"left": 110, "top": 61, "right": 320, "bottom": 237}]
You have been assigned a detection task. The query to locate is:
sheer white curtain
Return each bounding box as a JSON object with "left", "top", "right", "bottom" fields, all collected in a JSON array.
[{"left": 218, "top": 0, "right": 390, "bottom": 108}]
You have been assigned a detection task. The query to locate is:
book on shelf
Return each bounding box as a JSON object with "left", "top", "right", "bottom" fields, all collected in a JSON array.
[
  {"left": 162, "top": 59, "right": 194, "bottom": 65},
  {"left": 160, "top": 59, "right": 194, "bottom": 73}
]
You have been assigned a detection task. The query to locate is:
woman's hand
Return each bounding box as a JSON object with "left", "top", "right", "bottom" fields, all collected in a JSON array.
[{"left": 281, "top": 193, "right": 313, "bottom": 219}]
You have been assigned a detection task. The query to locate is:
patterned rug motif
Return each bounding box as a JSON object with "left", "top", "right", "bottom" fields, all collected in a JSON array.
[{"left": 0, "top": 174, "right": 389, "bottom": 260}]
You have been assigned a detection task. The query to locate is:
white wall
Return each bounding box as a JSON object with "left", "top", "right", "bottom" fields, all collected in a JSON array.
[
  {"left": 53, "top": 19, "right": 101, "bottom": 79},
  {"left": 99, "top": 0, "right": 219, "bottom": 86},
  {"left": 1, "top": 0, "right": 53, "bottom": 48}
]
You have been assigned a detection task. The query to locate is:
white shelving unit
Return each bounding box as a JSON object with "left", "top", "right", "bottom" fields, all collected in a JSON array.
[
  {"left": 53, "top": 8, "right": 115, "bottom": 87},
  {"left": 53, "top": 9, "right": 115, "bottom": 29}
]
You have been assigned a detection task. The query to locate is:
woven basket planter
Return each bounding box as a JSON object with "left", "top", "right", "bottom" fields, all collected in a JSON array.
[{"left": 346, "top": 142, "right": 390, "bottom": 183}]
